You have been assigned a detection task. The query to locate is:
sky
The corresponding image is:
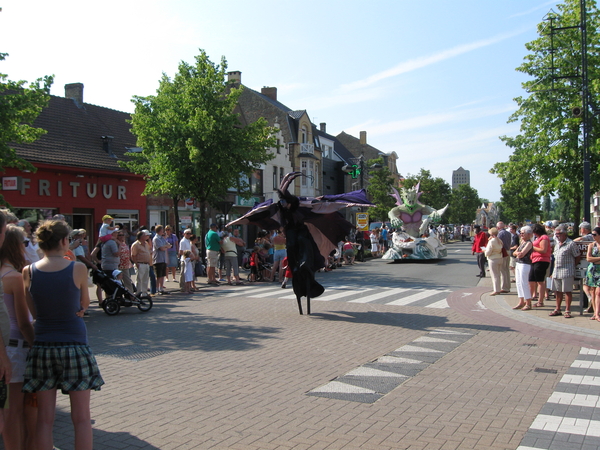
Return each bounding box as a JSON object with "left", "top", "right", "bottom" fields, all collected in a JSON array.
[{"left": 0, "top": 0, "right": 564, "bottom": 202}]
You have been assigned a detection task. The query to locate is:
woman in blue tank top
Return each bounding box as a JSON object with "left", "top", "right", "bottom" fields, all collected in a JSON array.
[{"left": 22, "top": 220, "right": 104, "bottom": 450}]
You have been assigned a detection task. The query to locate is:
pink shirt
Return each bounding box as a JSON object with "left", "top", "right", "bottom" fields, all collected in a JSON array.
[{"left": 531, "top": 234, "right": 551, "bottom": 263}]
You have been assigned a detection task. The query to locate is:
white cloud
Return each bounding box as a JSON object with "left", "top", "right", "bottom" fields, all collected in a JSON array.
[
  {"left": 509, "top": 1, "right": 558, "bottom": 18},
  {"left": 339, "top": 28, "right": 530, "bottom": 93},
  {"left": 343, "top": 103, "right": 517, "bottom": 137}
]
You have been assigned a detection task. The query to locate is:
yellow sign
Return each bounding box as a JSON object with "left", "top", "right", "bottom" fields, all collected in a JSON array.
[{"left": 356, "top": 213, "right": 369, "bottom": 231}]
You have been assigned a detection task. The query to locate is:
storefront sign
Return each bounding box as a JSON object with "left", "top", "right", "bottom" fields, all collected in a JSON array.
[
  {"left": 356, "top": 213, "right": 369, "bottom": 231},
  {"left": 236, "top": 196, "right": 261, "bottom": 207},
  {"left": 10, "top": 178, "right": 127, "bottom": 200},
  {"left": 1, "top": 177, "right": 20, "bottom": 191}
]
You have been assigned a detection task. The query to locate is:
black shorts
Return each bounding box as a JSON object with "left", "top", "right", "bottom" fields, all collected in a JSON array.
[
  {"left": 154, "top": 262, "right": 167, "bottom": 278},
  {"left": 250, "top": 266, "right": 258, "bottom": 275},
  {"left": 529, "top": 261, "right": 550, "bottom": 282}
]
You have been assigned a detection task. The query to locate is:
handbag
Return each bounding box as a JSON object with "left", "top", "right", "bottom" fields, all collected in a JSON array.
[{"left": 501, "top": 247, "right": 508, "bottom": 258}]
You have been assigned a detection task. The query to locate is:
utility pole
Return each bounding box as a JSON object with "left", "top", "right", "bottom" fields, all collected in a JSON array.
[{"left": 546, "top": 0, "right": 591, "bottom": 222}]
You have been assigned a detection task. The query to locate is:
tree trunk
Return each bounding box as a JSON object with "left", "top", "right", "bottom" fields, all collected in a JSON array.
[
  {"left": 199, "top": 200, "right": 207, "bottom": 257},
  {"left": 172, "top": 195, "right": 180, "bottom": 238}
]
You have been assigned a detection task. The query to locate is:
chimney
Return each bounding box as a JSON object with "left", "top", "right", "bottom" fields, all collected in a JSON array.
[
  {"left": 227, "top": 71, "right": 242, "bottom": 87},
  {"left": 261, "top": 87, "right": 277, "bottom": 101},
  {"left": 320, "top": 123, "right": 326, "bottom": 133},
  {"left": 360, "top": 131, "right": 367, "bottom": 145},
  {"left": 65, "top": 83, "right": 84, "bottom": 107}
]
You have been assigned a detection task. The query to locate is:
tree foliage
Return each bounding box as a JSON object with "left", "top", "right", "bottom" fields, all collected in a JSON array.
[
  {"left": 495, "top": 177, "right": 541, "bottom": 223},
  {"left": 447, "top": 184, "right": 481, "bottom": 225},
  {"left": 401, "top": 168, "right": 451, "bottom": 210},
  {"left": 365, "top": 157, "right": 396, "bottom": 221},
  {"left": 0, "top": 53, "right": 53, "bottom": 174},
  {"left": 121, "top": 50, "right": 276, "bottom": 239},
  {"left": 491, "top": 0, "right": 600, "bottom": 228}
]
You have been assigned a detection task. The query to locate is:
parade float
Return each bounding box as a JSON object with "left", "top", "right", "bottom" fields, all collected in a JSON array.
[{"left": 382, "top": 183, "right": 448, "bottom": 260}]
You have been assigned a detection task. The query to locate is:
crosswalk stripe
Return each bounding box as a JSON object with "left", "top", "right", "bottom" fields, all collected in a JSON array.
[
  {"left": 375, "top": 356, "right": 423, "bottom": 364},
  {"left": 394, "top": 344, "right": 443, "bottom": 353},
  {"left": 222, "top": 286, "right": 269, "bottom": 297},
  {"left": 571, "top": 360, "right": 600, "bottom": 370},
  {"left": 385, "top": 290, "right": 451, "bottom": 306},
  {"left": 547, "top": 392, "right": 600, "bottom": 408},
  {"left": 348, "top": 287, "right": 412, "bottom": 303},
  {"left": 345, "top": 367, "right": 407, "bottom": 378},
  {"left": 310, "top": 381, "right": 376, "bottom": 394},
  {"left": 426, "top": 299, "right": 449, "bottom": 308},
  {"left": 314, "top": 288, "right": 376, "bottom": 301},
  {"left": 530, "top": 414, "right": 600, "bottom": 436},
  {"left": 413, "top": 336, "right": 458, "bottom": 344},
  {"left": 559, "top": 374, "right": 600, "bottom": 386}
]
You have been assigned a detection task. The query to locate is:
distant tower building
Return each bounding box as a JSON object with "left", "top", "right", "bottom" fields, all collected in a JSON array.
[{"left": 452, "top": 167, "right": 470, "bottom": 190}]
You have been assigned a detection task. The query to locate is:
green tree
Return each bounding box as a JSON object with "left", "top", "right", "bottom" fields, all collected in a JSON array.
[
  {"left": 491, "top": 0, "right": 600, "bottom": 230},
  {"left": 365, "top": 157, "right": 396, "bottom": 221},
  {"left": 495, "top": 177, "right": 541, "bottom": 223},
  {"left": 121, "top": 50, "right": 276, "bottom": 242},
  {"left": 0, "top": 53, "right": 53, "bottom": 199},
  {"left": 401, "top": 168, "right": 451, "bottom": 210},
  {"left": 447, "top": 184, "right": 481, "bottom": 225}
]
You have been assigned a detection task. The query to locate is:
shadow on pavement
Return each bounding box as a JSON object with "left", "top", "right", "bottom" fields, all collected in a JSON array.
[
  {"left": 310, "top": 310, "right": 513, "bottom": 334},
  {"left": 86, "top": 302, "right": 282, "bottom": 354},
  {"left": 49, "top": 409, "right": 161, "bottom": 450}
]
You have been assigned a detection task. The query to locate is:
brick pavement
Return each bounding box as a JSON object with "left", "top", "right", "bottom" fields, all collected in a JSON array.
[{"left": 11, "top": 264, "right": 600, "bottom": 450}]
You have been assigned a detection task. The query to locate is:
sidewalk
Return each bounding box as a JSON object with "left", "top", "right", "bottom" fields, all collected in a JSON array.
[
  {"left": 55, "top": 266, "right": 600, "bottom": 450},
  {"left": 475, "top": 275, "right": 600, "bottom": 343}
]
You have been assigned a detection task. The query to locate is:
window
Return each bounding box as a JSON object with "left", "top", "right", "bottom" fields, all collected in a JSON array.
[
  {"left": 273, "top": 166, "right": 278, "bottom": 190},
  {"left": 301, "top": 161, "right": 307, "bottom": 186},
  {"left": 280, "top": 167, "right": 284, "bottom": 185},
  {"left": 250, "top": 170, "right": 263, "bottom": 195},
  {"left": 301, "top": 126, "right": 307, "bottom": 144},
  {"left": 276, "top": 138, "right": 281, "bottom": 154}
]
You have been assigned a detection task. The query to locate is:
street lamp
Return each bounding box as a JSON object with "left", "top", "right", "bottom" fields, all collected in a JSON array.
[{"left": 342, "top": 154, "right": 382, "bottom": 190}]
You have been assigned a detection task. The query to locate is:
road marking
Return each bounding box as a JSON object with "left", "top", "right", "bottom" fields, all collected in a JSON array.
[
  {"left": 385, "top": 290, "right": 450, "bottom": 306},
  {"left": 425, "top": 299, "right": 449, "bottom": 308},
  {"left": 559, "top": 374, "right": 600, "bottom": 386},
  {"left": 307, "top": 328, "right": 477, "bottom": 403},
  {"left": 547, "top": 392, "right": 600, "bottom": 408},
  {"left": 345, "top": 367, "right": 407, "bottom": 378},
  {"left": 348, "top": 287, "right": 412, "bottom": 303},
  {"left": 310, "top": 381, "right": 376, "bottom": 395},
  {"left": 518, "top": 348, "right": 600, "bottom": 448}
]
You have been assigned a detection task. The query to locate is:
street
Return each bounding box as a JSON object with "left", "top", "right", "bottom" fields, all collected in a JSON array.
[{"left": 18, "top": 241, "right": 600, "bottom": 450}]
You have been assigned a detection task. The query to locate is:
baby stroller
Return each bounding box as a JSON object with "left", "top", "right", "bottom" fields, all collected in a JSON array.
[
  {"left": 93, "top": 269, "right": 153, "bottom": 316},
  {"left": 247, "top": 260, "right": 273, "bottom": 282}
]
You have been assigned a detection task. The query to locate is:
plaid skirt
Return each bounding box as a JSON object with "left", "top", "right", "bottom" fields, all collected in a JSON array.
[{"left": 23, "top": 342, "right": 104, "bottom": 394}]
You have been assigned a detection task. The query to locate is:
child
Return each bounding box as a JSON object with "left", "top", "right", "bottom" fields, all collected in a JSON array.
[
  {"left": 249, "top": 246, "right": 259, "bottom": 282},
  {"left": 112, "top": 269, "right": 124, "bottom": 286},
  {"left": 281, "top": 256, "right": 292, "bottom": 289},
  {"left": 99, "top": 214, "right": 116, "bottom": 243},
  {"left": 181, "top": 250, "right": 193, "bottom": 293}
]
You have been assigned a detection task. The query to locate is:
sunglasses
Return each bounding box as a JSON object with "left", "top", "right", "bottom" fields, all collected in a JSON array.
[{"left": 593, "top": 233, "right": 598, "bottom": 237}]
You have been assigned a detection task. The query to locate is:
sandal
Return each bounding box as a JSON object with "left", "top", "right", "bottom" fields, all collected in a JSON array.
[
  {"left": 512, "top": 303, "right": 526, "bottom": 310},
  {"left": 564, "top": 311, "right": 572, "bottom": 319},
  {"left": 522, "top": 305, "right": 532, "bottom": 311},
  {"left": 534, "top": 302, "right": 545, "bottom": 307},
  {"left": 549, "top": 310, "right": 562, "bottom": 316}
]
